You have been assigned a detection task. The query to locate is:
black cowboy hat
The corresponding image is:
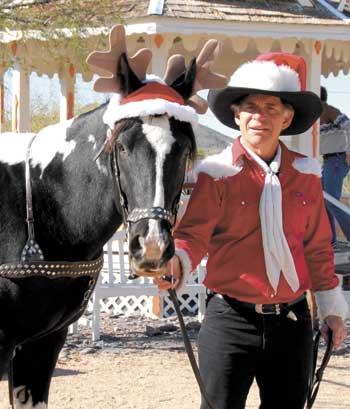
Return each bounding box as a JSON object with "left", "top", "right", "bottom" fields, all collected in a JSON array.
[{"left": 208, "top": 52, "right": 322, "bottom": 136}]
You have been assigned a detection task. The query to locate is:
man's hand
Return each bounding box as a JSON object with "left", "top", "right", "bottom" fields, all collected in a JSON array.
[
  {"left": 154, "top": 255, "right": 182, "bottom": 291},
  {"left": 321, "top": 315, "right": 346, "bottom": 348}
]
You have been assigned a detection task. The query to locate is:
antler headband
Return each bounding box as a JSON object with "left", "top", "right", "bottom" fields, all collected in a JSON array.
[{"left": 86, "top": 25, "right": 228, "bottom": 126}]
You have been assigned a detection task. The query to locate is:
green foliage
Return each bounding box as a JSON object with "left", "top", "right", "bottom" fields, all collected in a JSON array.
[
  {"left": 0, "top": 0, "right": 123, "bottom": 31},
  {"left": 30, "top": 102, "right": 60, "bottom": 132},
  {"left": 0, "top": 0, "right": 123, "bottom": 67}
]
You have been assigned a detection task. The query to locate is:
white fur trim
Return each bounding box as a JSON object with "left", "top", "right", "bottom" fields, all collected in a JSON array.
[
  {"left": 143, "top": 74, "right": 166, "bottom": 84},
  {"left": 103, "top": 94, "right": 198, "bottom": 129},
  {"left": 192, "top": 144, "right": 242, "bottom": 181},
  {"left": 174, "top": 248, "right": 193, "bottom": 295},
  {"left": 230, "top": 60, "right": 301, "bottom": 92},
  {"left": 292, "top": 157, "right": 322, "bottom": 178},
  {"left": 314, "top": 285, "right": 349, "bottom": 320}
]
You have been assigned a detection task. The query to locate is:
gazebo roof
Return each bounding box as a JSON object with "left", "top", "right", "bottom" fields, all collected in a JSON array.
[
  {"left": 1, "top": 0, "right": 349, "bottom": 79},
  {"left": 160, "top": 0, "right": 348, "bottom": 25},
  {"left": 2, "top": 0, "right": 349, "bottom": 28}
]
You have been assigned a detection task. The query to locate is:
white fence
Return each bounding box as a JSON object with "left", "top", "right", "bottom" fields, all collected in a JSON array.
[
  {"left": 73, "top": 191, "right": 350, "bottom": 340},
  {"left": 74, "top": 229, "right": 207, "bottom": 340}
]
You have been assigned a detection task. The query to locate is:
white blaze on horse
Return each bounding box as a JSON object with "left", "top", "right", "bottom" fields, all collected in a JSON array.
[{"left": 0, "top": 25, "right": 227, "bottom": 408}]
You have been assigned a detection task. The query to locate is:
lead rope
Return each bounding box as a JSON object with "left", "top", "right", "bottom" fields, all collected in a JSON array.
[
  {"left": 8, "top": 357, "right": 14, "bottom": 408},
  {"left": 168, "top": 287, "right": 215, "bottom": 409},
  {"left": 306, "top": 329, "right": 333, "bottom": 409}
]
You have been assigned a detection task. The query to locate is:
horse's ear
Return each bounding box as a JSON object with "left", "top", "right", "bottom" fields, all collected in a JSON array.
[
  {"left": 117, "top": 53, "right": 143, "bottom": 96},
  {"left": 163, "top": 40, "right": 228, "bottom": 114},
  {"left": 170, "top": 58, "right": 196, "bottom": 101}
]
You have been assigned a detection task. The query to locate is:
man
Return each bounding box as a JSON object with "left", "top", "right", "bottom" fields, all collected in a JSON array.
[
  {"left": 155, "top": 52, "right": 348, "bottom": 409},
  {"left": 320, "top": 86, "right": 350, "bottom": 246}
]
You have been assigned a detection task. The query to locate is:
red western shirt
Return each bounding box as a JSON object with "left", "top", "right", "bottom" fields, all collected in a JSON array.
[{"left": 175, "top": 138, "right": 338, "bottom": 304}]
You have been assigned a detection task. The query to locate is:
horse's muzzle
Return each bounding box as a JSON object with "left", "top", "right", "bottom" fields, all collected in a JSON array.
[{"left": 128, "top": 219, "right": 174, "bottom": 278}]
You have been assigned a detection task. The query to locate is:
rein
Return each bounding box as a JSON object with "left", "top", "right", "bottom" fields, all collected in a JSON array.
[
  {"left": 168, "top": 288, "right": 215, "bottom": 409},
  {"left": 306, "top": 329, "right": 333, "bottom": 409}
]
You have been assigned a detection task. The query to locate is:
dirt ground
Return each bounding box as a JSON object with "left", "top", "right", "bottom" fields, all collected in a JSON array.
[{"left": 0, "top": 315, "right": 349, "bottom": 409}]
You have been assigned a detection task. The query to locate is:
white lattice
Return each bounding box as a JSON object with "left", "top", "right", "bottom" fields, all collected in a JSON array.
[
  {"left": 98, "top": 295, "right": 150, "bottom": 314},
  {"left": 76, "top": 229, "right": 206, "bottom": 340}
]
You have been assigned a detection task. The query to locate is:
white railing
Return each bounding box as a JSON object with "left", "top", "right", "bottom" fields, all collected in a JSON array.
[
  {"left": 71, "top": 229, "right": 207, "bottom": 340},
  {"left": 324, "top": 191, "right": 350, "bottom": 217},
  {"left": 71, "top": 192, "right": 350, "bottom": 340}
]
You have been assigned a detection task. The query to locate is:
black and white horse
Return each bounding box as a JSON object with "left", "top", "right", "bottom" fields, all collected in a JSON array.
[
  {"left": 0, "top": 70, "right": 198, "bottom": 409},
  {"left": 0, "top": 25, "right": 226, "bottom": 407}
]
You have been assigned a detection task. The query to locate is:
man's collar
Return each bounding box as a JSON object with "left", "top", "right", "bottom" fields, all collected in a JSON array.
[
  {"left": 232, "top": 137, "right": 294, "bottom": 169},
  {"left": 232, "top": 137, "right": 250, "bottom": 164}
]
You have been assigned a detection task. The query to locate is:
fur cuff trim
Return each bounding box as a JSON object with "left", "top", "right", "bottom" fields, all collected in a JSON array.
[
  {"left": 103, "top": 94, "right": 198, "bottom": 129},
  {"left": 292, "top": 157, "right": 321, "bottom": 178},
  {"left": 230, "top": 60, "right": 301, "bottom": 92},
  {"left": 174, "top": 248, "right": 193, "bottom": 294},
  {"left": 191, "top": 144, "right": 242, "bottom": 182},
  {"left": 314, "top": 285, "right": 349, "bottom": 320}
]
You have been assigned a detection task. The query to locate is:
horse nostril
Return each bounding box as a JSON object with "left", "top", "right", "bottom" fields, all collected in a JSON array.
[{"left": 129, "top": 235, "right": 143, "bottom": 256}]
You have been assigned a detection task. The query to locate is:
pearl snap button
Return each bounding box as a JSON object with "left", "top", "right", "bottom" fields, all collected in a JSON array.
[{"left": 241, "top": 201, "right": 245, "bottom": 205}]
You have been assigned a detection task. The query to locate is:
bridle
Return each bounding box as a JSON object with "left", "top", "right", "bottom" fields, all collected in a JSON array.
[
  {"left": 108, "top": 121, "right": 183, "bottom": 225},
  {"left": 96, "top": 121, "right": 181, "bottom": 227},
  {"left": 110, "top": 140, "right": 178, "bottom": 228}
]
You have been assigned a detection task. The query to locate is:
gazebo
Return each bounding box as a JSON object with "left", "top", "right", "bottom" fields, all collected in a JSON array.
[{"left": 0, "top": 0, "right": 350, "bottom": 156}]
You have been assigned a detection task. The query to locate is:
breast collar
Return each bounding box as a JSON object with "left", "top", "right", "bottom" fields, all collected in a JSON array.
[{"left": 0, "top": 133, "right": 104, "bottom": 282}]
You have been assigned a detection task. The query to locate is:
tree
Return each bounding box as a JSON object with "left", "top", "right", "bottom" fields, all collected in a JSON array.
[
  {"left": 0, "top": 0, "right": 123, "bottom": 33},
  {"left": 0, "top": 1, "right": 126, "bottom": 72}
]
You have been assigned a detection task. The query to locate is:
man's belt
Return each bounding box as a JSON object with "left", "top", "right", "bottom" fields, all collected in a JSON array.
[{"left": 210, "top": 292, "right": 306, "bottom": 316}]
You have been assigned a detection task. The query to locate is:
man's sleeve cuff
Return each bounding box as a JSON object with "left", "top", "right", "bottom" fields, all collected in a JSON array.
[
  {"left": 314, "top": 285, "right": 349, "bottom": 320},
  {"left": 174, "top": 248, "right": 193, "bottom": 294}
]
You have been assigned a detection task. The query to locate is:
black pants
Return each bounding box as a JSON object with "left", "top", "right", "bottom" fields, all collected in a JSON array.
[{"left": 198, "top": 295, "right": 313, "bottom": 409}]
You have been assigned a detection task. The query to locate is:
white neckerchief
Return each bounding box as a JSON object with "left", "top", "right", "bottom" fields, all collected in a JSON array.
[{"left": 241, "top": 140, "right": 300, "bottom": 293}]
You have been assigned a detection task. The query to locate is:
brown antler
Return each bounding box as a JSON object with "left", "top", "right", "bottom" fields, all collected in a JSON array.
[
  {"left": 163, "top": 39, "right": 228, "bottom": 114},
  {"left": 163, "top": 54, "right": 186, "bottom": 86},
  {"left": 86, "top": 25, "right": 152, "bottom": 93},
  {"left": 189, "top": 39, "right": 228, "bottom": 114}
]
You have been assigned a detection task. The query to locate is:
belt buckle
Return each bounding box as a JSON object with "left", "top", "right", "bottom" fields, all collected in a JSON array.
[{"left": 255, "top": 303, "right": 281, "bottom": 315}]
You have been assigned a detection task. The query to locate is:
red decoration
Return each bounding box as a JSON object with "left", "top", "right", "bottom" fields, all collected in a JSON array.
[
  {"left": 154, "top": 34, "right": 164, "bottom": 49},
  {"left": 314, "top": 41, "right": 322, "bottom": 55}
]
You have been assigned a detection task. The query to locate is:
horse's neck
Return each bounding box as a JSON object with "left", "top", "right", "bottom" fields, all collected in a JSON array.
[{"left": 30, "top": 109, "right": 123, "bottom": 260}]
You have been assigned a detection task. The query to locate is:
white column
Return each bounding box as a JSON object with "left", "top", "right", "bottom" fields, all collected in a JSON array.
[
  {"left": 11, "top": 61, "right": 30, "bottom": 133},
  {"left": 0, "top": 72, "right": 4, "bottom": 133},
  {"left": 298, "top": 41, "right": 322, "bottom": 157},
  {"left": 60, "top": 64, "right": 76, "bottom": 122},
  {"left": 150, "top": 34, "right": 171, "bottom": 78}
]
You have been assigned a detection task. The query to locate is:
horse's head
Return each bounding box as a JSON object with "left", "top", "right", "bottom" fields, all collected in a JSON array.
[
  {"left": 87, "top": 25, "right": 227, "bottom": 277},
  {"left": 110, "top": 115, "right": 195, "bottom": 276}
]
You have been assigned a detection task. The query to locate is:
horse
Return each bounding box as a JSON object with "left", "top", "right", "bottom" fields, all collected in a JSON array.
[{"left": 0, "top": 25, "right": 227, "bottom": 408}]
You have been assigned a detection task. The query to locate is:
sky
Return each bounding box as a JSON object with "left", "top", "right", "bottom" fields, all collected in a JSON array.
[{"left": 3, "top": 69, "right": 350, "bottom": 138}]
